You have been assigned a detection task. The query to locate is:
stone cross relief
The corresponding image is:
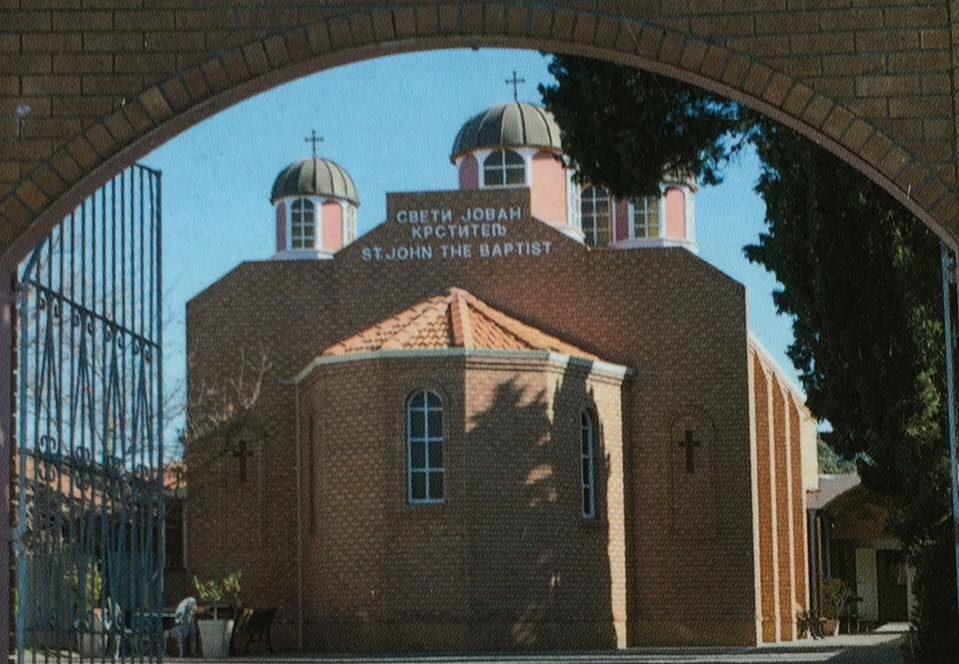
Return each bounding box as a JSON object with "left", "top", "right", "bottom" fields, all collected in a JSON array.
[
  {"left": 677, "top": 429, "right": 701, "bottom": 474},
  {"left": 232, "top": 439, "right": 254, "bottom": 482}
]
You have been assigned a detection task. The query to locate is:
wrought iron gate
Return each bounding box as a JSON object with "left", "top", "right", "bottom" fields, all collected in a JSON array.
[{"left": 14, "top": 165, "right": 164, "bottom": 663}]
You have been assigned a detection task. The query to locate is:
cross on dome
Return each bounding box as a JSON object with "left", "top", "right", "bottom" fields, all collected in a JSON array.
[
  {"left": 304, "top": 129, "right": 323, "bottom": 158},
  {"left": 505, "top": 70, "right": 525, "bottom": 101}
]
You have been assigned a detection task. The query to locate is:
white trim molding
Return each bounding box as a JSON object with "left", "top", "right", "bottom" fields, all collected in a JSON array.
[{"left": 295, "top": 347, "right": 632, "bottom": 386}]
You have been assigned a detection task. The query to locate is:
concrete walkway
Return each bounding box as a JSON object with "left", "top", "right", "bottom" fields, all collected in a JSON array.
[{"left": 167, "top": 630, "right": 908, "bottom": 664}]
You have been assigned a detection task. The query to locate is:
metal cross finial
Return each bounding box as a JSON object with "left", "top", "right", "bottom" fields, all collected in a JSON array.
[
  {"left": 505, "top": 70, "right": 525, "bottom": 101},
  {"left": 304, "top": 129, "right": 323, "bottom": 158}
]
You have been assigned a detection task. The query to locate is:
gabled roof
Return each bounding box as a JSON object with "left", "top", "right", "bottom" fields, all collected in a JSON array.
[
  {"left": 321, "top": 288, "right": 600, "bottom": 361},
  {"left": 807, "top": 473, "right": 861, "bottom": 511}
]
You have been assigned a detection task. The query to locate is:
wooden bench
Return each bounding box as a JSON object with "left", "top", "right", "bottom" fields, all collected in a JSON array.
[{"left": 232, "top": 608, "right": 277, "bottom": 655}]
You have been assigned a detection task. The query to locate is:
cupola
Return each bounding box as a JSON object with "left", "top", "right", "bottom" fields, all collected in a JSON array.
[
  {"left": 270, "top": 140, "right": 359, "bottom": 260},
  {"left": 451, "top": 101, "right": 581, "bottom": 240}
]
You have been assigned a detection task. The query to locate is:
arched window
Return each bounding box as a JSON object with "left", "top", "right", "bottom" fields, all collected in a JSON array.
[
  {"left": 483, "top": 150, "right": 525, "bottom": 187},
  {"left": 290, "top": 198, "right": 316, "bottom": 250},
  {"left": 580, "top": 410, "right": 596, "bottom": 519},
  {"left": 581, "top": 186, "right": 612, "bottom": 247},
  {"left": 407, "top": 390, "right": 444, "bottom": 504},
  {"left": 631, "top": 195, "right": 661, "bottom": 239}
]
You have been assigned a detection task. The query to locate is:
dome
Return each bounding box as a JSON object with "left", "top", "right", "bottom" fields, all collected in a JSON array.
[
  {"left": 451, "top": 102, "right": 562, "bottom": 162},
  {"left": 270, "top": 157, "right": 359, "bottom": 206}
]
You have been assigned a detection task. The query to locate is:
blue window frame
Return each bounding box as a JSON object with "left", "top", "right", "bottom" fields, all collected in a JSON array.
[{"left": 407, "top": 390, "right": 444, "bottom": 504}]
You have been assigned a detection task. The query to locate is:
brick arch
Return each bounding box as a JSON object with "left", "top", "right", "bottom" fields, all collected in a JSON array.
[{"left": 1, "top": 2, "right": 957, "bottom": 268}]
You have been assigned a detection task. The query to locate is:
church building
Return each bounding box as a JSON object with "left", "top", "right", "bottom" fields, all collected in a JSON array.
[{"left": 185, "top": 100, "right": 819, "bottom": 651}]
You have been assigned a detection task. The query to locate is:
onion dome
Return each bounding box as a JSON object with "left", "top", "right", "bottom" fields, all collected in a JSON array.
[
  {"left": 450, "top": 102, "right": 562, "bottom": 162},
  {"left": 270, "top": 157, "right": 359, "bottom": 206}
]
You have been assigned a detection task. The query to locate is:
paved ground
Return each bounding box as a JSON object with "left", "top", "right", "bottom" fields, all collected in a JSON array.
[{"left": 166, "top": 629, "right": 908, "bottom": 664}]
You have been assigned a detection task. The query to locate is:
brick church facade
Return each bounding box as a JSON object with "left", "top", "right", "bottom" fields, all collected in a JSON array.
[{"left": 185, "top": 101, "right": 818, "bottom": 651}]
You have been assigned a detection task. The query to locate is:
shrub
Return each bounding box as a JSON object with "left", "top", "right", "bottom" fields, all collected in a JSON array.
[{"left": 820, "top": 578, "right": 847, "bottom": 619}]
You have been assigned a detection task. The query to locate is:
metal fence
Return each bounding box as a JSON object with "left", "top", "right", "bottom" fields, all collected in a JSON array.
[{"left": 14, "top": 165, "right": 164, "bottom": 664}]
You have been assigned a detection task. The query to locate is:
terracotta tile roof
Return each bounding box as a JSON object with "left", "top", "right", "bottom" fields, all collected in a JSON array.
[{"left": 322, "top": 288, "right": 601, "bottom": 361}]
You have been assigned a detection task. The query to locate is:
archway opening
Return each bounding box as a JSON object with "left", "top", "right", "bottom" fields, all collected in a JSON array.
[{"left": 7, "top": 36, "right": 955, "bottom": 660}]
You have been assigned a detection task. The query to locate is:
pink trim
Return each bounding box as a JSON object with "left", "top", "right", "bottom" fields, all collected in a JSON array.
[
  {"left": 458, "top": 154, "right": 479, "bottom": 190},
  {"left": 615, "top": 199, "right": 629, "bottom": 242},
  {"left": 530, "top": 150, "right": 567, "bottom": 227},
  {"left": 665, "top": 187, "right": 686, "bottom": 239},
  {"left": 322, "top": 199, "right": 343, "bottom": 251},
  {"left": 275, "top": 201, "right": 286, "bottom": 251}
]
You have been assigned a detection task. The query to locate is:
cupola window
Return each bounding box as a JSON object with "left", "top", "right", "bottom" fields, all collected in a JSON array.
[
  {"left": 483, "top": 150, "right": 525, "bottom": 187},
  {"left": 345, "top": 205, "right": 357, "bottom": 244},
  {"left": 581, "top": 186, "right": 612, "bottom": 247},
  {"left": 290, "top": 198, "right": 316, "bottom": 250},
  {"left": 631, "top": 196, "right": 661, "bottom": 239}
]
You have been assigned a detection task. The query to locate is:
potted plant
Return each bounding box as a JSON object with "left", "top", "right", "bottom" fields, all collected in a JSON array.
[
  {"left": 194, "top": 571, "right": 242, "bottom": 658},
  {"left": 795, "top": 610, "right": 813, "bottom": 639},
  {"left": 72, "top": 561, "right": 105, "bottom": 657},
  {"left": 819, "top": 578, "right": 846, "bottom": 637}
]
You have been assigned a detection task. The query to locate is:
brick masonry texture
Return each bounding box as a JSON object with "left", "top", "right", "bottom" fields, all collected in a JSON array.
[
  {"left": 1, "top": 1, "right": 959, "bottom": 267},
  {"left": 185, "top": 188, "right": 813, "bottom": 650}
]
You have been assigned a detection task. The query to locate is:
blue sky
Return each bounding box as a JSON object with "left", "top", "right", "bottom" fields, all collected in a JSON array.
[{"left": 143, "top": 48, "right": 801, "bottom": 442}]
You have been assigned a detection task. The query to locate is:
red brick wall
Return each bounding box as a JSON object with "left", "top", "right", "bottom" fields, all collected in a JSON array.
[
  {"left": 772, "top": 384, "right": 795, "bottom": 640},
  {"left": 789, "top": 396, "right": 809, "bottom": 612},
  {"left": 186, "top": 188, "right": 764, "bottom": 649},
  {"left": 297, "top": 354, "right": 627, "bottom": 650},
  {"left": 2, "top": 1, "right": 958, "bottom": 267},
  {"left": 752, "top": 355, "right": 778, "bottom": 642},
  {"left": 748, "top": 342, "right": 813, "bottom": 643}
]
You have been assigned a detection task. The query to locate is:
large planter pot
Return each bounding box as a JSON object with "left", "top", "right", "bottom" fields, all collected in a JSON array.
[
  {"left": 198, "top": 618, "right": 234, "bottom": 658},
  {"left": 76, "top": 610, "right": 107, "bottom": 657},
  {"left": 76, "top": 632, "right": 107, "bottom": 658},
  {"left": 821, "top": 618, "right": 840, "bottom": 637}
]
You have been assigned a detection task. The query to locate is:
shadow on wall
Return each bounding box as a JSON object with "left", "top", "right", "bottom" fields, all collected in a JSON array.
[{"left": 466, "top": 372, "right": 617, "bottom": 649}]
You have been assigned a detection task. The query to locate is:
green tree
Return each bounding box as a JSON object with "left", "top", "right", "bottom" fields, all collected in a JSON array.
[
  {"left": 539, "top": 55, "right": 750, "bottom": 198},
  {"left": 540, "top": 54, "right": 959, "bottom": 660},
  {"left": 817, "top": 437, "right": 855, "bottom": 475},
  {"left": 745, "top": 116, "right": 958, "bottom": 660}
]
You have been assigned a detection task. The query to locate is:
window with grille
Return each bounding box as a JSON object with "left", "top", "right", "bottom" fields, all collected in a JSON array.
[
  {"left": 581, "top": 186, "right": 612, "bottom": 247},
  {"left": 407, "top": 390, "right": 444, "bottom": 504},
  {"left": 290, "top": 198, "right": 316, "bottom": 249},
  {"left": 632, "top": 196, "right": 661, "bottom": 239},
  {"left": 483, "top": 150, "right": 526, "bottom": 187}
]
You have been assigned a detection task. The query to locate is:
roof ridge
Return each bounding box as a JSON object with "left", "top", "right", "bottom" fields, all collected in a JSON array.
[
  {"left": 457, "top": 290, "right": 598, "bottom": 360},
  {"left": 448, "top": 289, "right": 474, "bottom": 349},
  {"left": 319, "top": 289, "right": 602, "bottom": 362}
]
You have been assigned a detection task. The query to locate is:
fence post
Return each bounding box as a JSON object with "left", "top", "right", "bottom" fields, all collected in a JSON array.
[
  {"left": 0, "top": 271, "right": 14, "bottom": 662},
  {"left": 939, "top": 241, "right": 959, "bottom": 614}
]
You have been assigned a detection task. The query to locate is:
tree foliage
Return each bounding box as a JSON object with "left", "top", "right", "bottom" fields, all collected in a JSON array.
[
  {"left": 540, "top": 54, "right": 959, "bottom": 659},
  {"left": 539, "top": 55, "right": 749, "bottom": 198},
  {"left": 745, "top": 116, "right": 958, "bottom": 660},
  {"left": 817, "top": 438, "right": 855, "bottom": 475}
]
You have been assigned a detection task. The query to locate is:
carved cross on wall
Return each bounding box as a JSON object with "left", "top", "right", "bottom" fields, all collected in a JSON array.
[
  {"left": 677, "top": 429, "right": 701, "bottom": 474},
  {"left": 232, "top": 439, "right": 254, "bottom": 482}
]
